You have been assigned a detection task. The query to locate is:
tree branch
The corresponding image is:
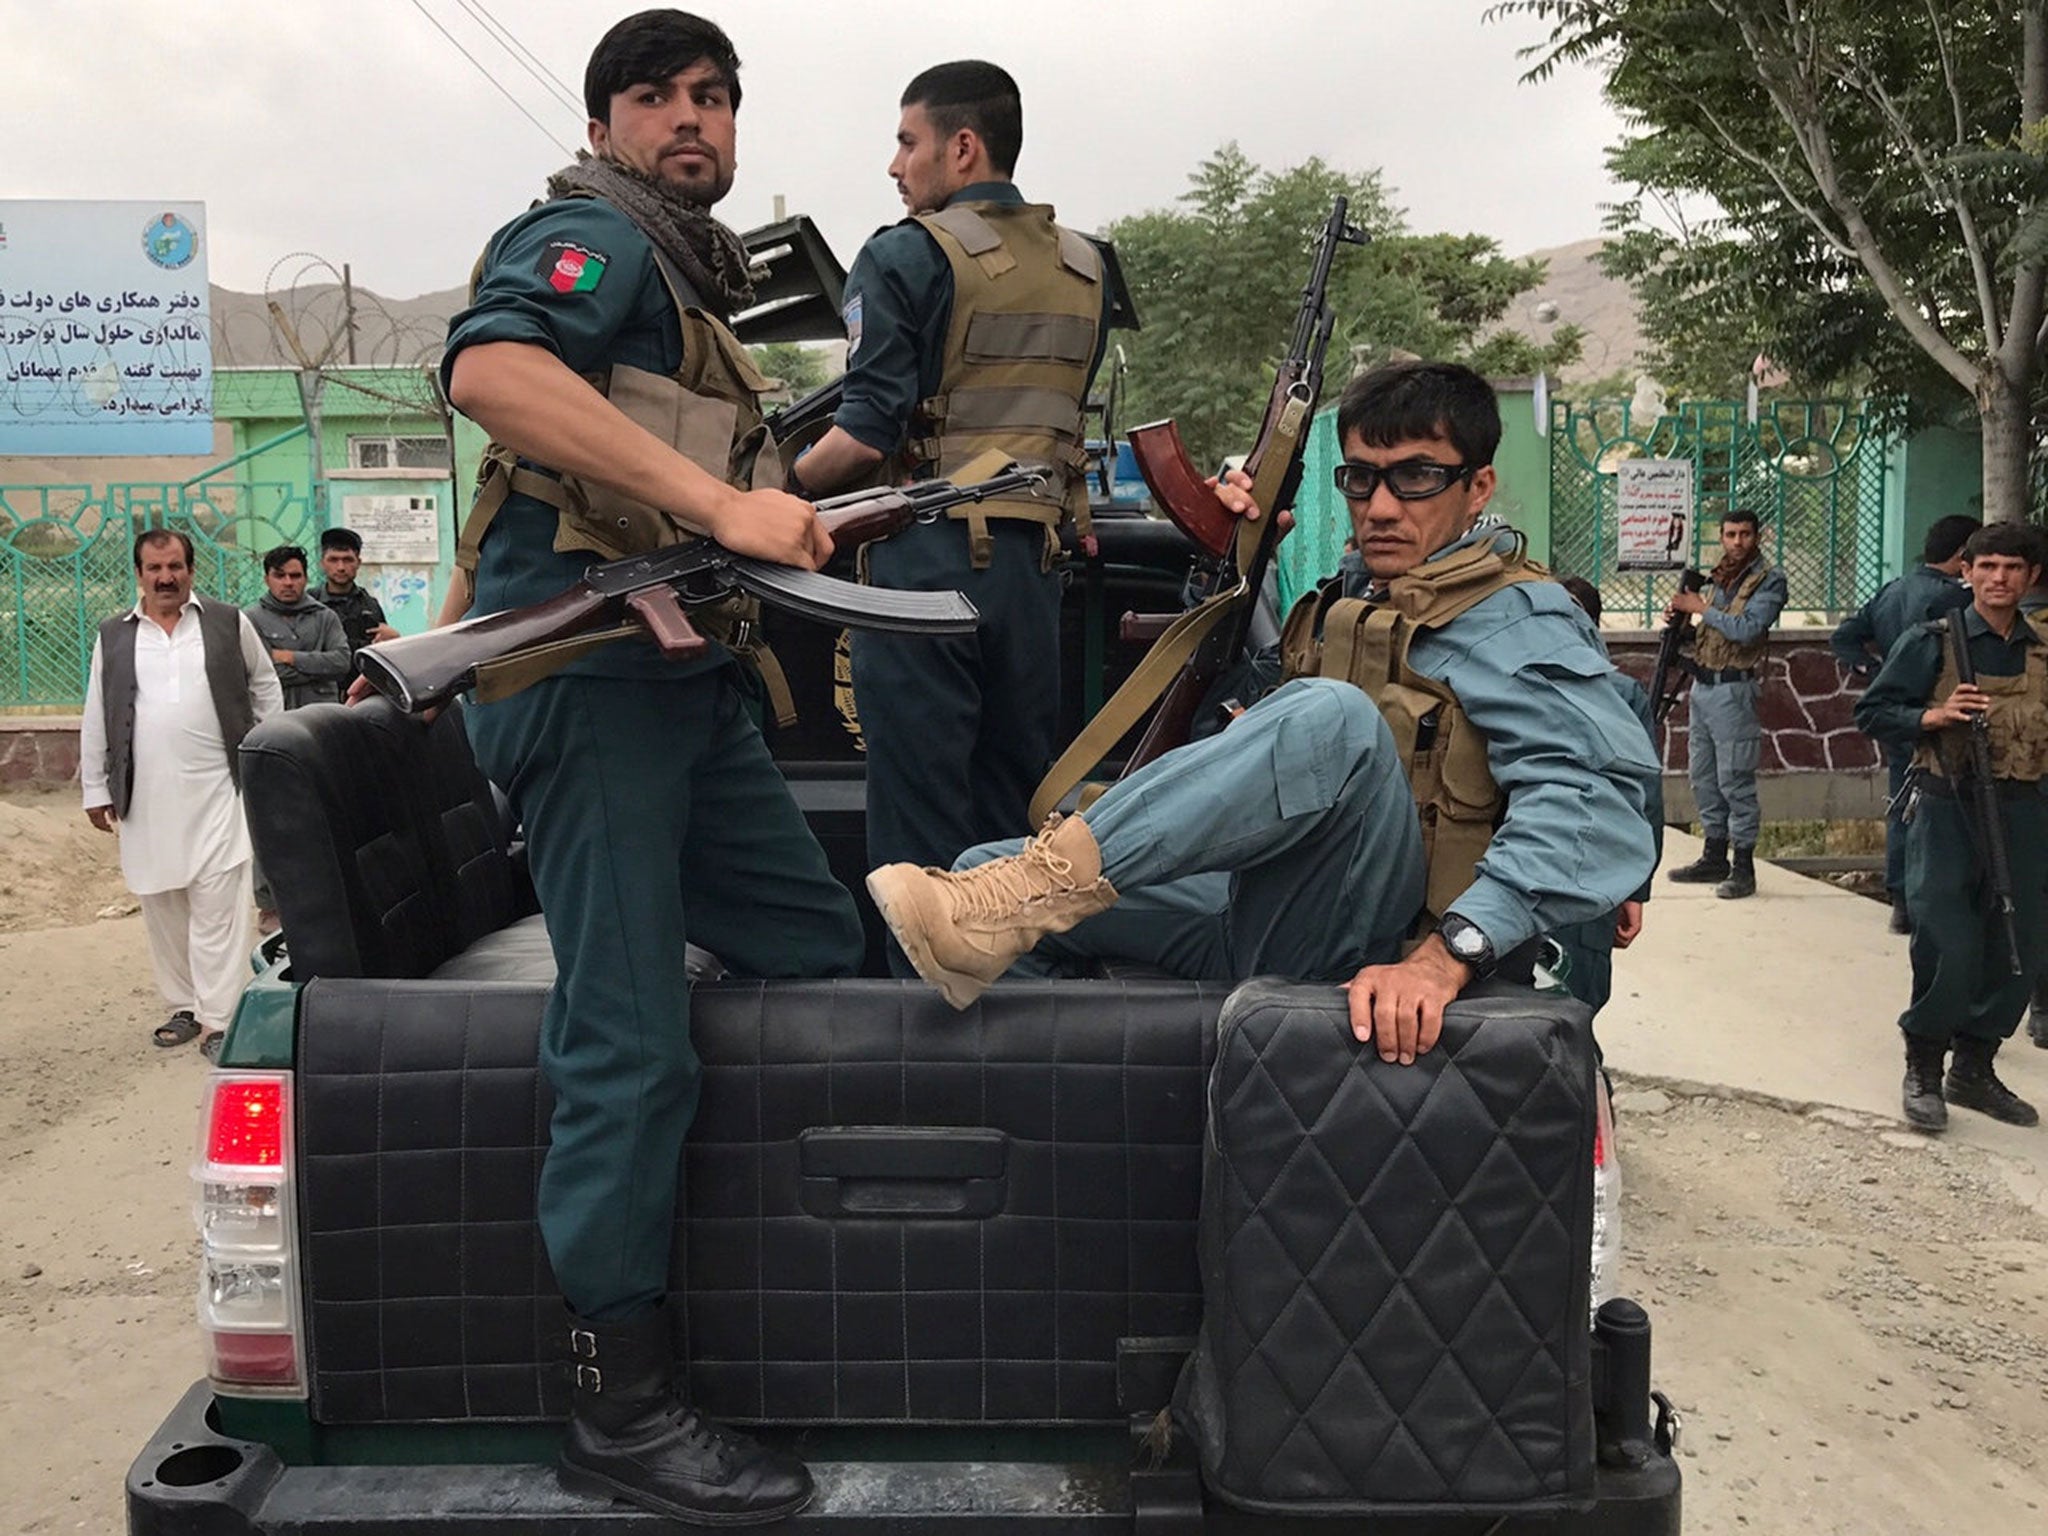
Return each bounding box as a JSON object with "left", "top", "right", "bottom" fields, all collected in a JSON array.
[{"left": 2005, "top": 7, "right": 2048, "bottom": 381}]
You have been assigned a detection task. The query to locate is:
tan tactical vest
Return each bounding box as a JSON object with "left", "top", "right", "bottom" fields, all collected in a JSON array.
[
  {"left": 1690, "top": 562, "right": 1773, "bottom": 672},
  {"left": 452, "top": 222, "right": 795, "bottom": 720},
  {"left": 1278, "top": 537, "right": 1549, "bottom": 927},
  {"left": 909, "top": 200, "right": 1102, "bottom": 568},
  {"left": 1913, "top": 613, "right": 2048, "bottom": 782}
]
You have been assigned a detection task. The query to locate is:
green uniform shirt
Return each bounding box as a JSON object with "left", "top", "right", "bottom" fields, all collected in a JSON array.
[{"left": 442, "top": 197, "right": 722, "bottom": 682}]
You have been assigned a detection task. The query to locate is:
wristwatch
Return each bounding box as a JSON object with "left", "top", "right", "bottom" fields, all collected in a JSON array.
[{"left": 1436, "top": 913, "right": 1497, "bottom": 980}]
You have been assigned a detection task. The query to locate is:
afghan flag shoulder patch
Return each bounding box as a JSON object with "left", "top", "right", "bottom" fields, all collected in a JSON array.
[{"left": 539, "top": 241, "right": 608, "bottom": 295}]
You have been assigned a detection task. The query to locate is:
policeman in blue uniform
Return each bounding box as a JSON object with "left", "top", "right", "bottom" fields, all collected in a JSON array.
[
  {"left": 1831, "top": 513, "right": 1976, "bottom": 931},
  {"left": 868, "top": 364, "right": 1660, "bottom": 1064},
  {"left": 1855, "top": 522, "right": 2046, "bottom": 1132},
  {"left": 789, "top": 61, "right": 1110, "bottom": 956},
  {"left": 439, "top": 11, "right": 861, "bottom": 1523}
]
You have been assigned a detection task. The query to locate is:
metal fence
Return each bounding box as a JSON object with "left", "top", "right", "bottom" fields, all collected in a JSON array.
[
  {"left": 0, "top": 481, "right": 324, "bottom": 710},
  {"left": 1549, "top": 397, "right": 1893, "bottom": 624}
]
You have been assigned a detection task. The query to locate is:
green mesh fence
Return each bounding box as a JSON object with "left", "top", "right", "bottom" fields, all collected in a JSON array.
[
  {"left": 1548, "top": 397, "right": 1892, "bottom": 624},
  {"left": 0, "top": 481, "right": 324, "bottom": 710},
  {"left": 1277, "top": 408, "right": 1350, "bottom": 611}
]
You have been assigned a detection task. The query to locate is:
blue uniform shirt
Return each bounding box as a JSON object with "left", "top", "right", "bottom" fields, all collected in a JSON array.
[
  {"left": 1699, "top": 561, "right": 1789, "bottom": 647},
  {"left": 443, "top": 197, "right": 721, "bottom": 682},
  {"left": 1831, "top": 565, "right": 1970, "bottom": 678},
  {"left": 831, "top": 182, "right": 1110, "bottom": 456}
]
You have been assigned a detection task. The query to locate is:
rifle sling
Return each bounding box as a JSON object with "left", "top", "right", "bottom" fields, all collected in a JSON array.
[
  {"left": 469, "top": 623, "right": 641, "bottom": 703},
  {"left": 1029, "top": 582, "right": 1248, "bottom": 826}
]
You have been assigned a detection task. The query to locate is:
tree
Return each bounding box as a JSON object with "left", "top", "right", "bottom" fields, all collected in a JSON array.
[
  {"left": 748, "top": 341, "right": 832, "bottom": 397},
  {"left": 1107, "top": 145, "right": 1581, "bottom": 468},
  {"left": 1493, "top": 0, "right": 2048, "bottom": 522}
]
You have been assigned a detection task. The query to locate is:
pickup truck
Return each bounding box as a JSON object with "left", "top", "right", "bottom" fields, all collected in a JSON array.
[{"left": 125, "top": 516, "right": 1682, "bottom": 1535}]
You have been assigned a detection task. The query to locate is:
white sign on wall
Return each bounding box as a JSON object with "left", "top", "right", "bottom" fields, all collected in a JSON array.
[
  {"left": 340, "top": 493, "right": 441, "bottom": 565},
  {"left": 1614, "top": 458, "right": 1693, "bottom": 572},
  {"left": 0, "top": 200, "right": 212, "bottom": 455}
]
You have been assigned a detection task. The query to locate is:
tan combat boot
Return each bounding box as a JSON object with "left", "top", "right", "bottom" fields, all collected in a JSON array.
[{"left": 866, "top": 815, "right": 1119, "bottom": 1010}]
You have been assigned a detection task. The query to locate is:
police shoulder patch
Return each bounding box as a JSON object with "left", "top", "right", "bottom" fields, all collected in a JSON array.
[
  {"left": 842, "top": 293, "right": 864, "bottom": 360},
  {"left": 537, "top": 241, "right": 608, "bottom": 295}
]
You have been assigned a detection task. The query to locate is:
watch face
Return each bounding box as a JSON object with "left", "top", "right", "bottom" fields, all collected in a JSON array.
[{"left": 1449, "top": 923, "right": 1484, "bottom": 957}]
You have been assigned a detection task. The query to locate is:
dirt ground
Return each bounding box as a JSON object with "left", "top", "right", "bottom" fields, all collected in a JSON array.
[{"left": 1, "top": 791, "right": 2045, "bottom": 1534}]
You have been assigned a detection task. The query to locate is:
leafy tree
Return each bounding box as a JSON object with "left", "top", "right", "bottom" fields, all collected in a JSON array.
[
  {"left": 748, "top": 341, "right": 832, "bottom": 396},
  {"left": 1108, "top": 145, "right": 1581, "bottom": 468},
  {"left": 1492, "top": 0, "right": 2048, "bottom": 522}
]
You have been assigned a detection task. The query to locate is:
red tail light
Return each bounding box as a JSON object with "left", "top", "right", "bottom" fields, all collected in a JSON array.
[{"left": 207, "top": 1080, "right": 285, "bottom": 1168}]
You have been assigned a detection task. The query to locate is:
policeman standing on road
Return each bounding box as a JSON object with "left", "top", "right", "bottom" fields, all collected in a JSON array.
[
  {"left": 1664, "top": 508, "right": 1786, "bottom": 900},
  {"left": 788, "top": 61, "right": 1108, "bottom": 947},
  {"left": 437, "top": 10, "right": 862, "bottom": 1523},
  {"left": 1855, "top": 522, "right": 2045, "bottom": 1133},
  {"left": 2025, "top": 525, "right": 2048, "bottom": 1050},
  {"left": 1831, "top": 513, "right": 1976, "bottom": 933}
]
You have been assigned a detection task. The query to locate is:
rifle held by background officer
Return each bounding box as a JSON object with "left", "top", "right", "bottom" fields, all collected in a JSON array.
[
  {"left": 1943, "top": 608, "right": 2025, "bottom": 976},
  {"left": 1650, "top": 567, "right": 1706, "bottom": 722},
  {"left": 360, "top": 471, "right": 1043, "bottom": 715}
]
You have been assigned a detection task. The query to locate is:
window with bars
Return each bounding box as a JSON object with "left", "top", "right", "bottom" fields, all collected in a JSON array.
[{"left": 347, "top": 435, "right": 451, "bottom": 471}]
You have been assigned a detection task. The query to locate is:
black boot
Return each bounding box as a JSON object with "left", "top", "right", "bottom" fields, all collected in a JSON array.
[
  {"left": 1667, "top": 836, "right": 1730, "bottom": 884},
  {"left": 2029, "top": 1002, "right": 2048, "bottom": 1050},
  {"left": 1715, "top": 846, "right": 1757, "bottom": 900},
  {"left": 1888, "top": 893, "right": 1912, "bottom": 935},
  {"left": 1944, "top": 1037, "right": 2040, "bottom": 1127},
  {"left": 1901, "top": 1035, "right": 1948, "bottom": 1132},
  {"left": 558, "top": 1307, "right": 813, "bottom": 1525}
]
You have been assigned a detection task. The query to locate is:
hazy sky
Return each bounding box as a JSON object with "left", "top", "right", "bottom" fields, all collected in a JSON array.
[{"left": 4, "top": 0, "right": 1629, "bottom": 299}]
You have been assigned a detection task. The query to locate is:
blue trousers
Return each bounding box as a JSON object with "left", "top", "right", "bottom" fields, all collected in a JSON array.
[
  {"left": 959, "top": 679, "right": 1426, "bottom": 983},
  {"left": 1900, "top": 792, "right": 2048, "bottom": 1044},
  {"left": 468, "top": 668, "right": 863, "bottom": 1318},
  {"left": 1687, "top": 678, "right": 1762, "bottom": 846},
  {"left": 1883, "top": 744, "right": 1910, "bottom": 897}
]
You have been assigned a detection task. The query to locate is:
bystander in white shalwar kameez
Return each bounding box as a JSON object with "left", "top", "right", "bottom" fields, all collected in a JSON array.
[{"left": 80, "top": 599, "right": 282, "bottom": 1037}]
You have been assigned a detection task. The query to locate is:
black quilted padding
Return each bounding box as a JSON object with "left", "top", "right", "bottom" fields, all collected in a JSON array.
[
  {"left": 1175, "top": 978, "right": 1596, "bottom": 1516},
  {"left": 295, "top": 976, "right": 1224, "bottom": 1427}
]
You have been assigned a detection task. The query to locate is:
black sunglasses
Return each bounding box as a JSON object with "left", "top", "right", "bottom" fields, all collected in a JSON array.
[{"left": 1332, "top": 459, "right": 1475, "bottom": 501}]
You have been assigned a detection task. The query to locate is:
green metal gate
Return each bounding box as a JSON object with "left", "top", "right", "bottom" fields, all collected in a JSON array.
[
  {"left": 1549, "top": 397, "right": 1893, "bottom": 623},
  {"left": 0, "top": 480, "right": 323, "bottom": 710}
]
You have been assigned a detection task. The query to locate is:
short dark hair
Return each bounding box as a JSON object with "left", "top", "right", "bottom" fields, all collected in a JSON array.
[
  {"left": 584, "top": 9, "right": 741, "bottom": 123},
  {"left": 133, "top": 528, "right": 194, "bottom": 570},
  {"left": 1335, "top": 361, "right": 1502, "bottom": 469},
  {"left": 902, "top": 60, "right": 1023, "bottom": 178},
  {"left": 1722, "top": 507, "right": 1760, "bottom": 530},
  {"left": 1559, "top": 575, "right": 1602, "bottom": 625},
  {"left": 1962, "top": 521, "right": 2042, "bottom": 566},
  {"left": 262, "top": 545, "right": 309, "bottom": 576},
  {"left": 320, "top": 527, "right": 362, "bottom": 555},
  {"left": 1920, "top": 514, "right": 1980, "bottom": 565}
]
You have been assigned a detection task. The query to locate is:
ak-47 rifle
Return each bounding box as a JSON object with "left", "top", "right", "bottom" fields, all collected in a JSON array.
[
  {"left": 1649, "top": 568, "right": 1707, "bottom": 722},
  {"left": 1943, "top": 608, "right": 2025, "bottom": 976},
  {"left": 1028, "top": 200, "right": 1366, "bottom": 823},
  {"left": 359, "top": 471, "right": 1042, "bottom": 715}
]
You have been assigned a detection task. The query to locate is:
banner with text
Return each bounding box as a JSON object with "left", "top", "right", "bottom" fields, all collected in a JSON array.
[
  {"left": 1614, "top": 457, "right": 1692, "bottom": 572},
  {"left": 0, "top": 200, "right": 212, "bottom": 456}
]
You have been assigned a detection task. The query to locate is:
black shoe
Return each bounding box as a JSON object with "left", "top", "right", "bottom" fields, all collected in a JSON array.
[
  {"left": 1888, "top": 895, "right": 1912, "bottom": 935},
  {"left": 1902, "top": 1035, "right": 1948, "bottom": 1132},
  {"left": 1945, "top": 1038, "right": 2040, "bottom": 1127},
  {"left": 2028, "top": 1003, "right": 2047, "bottom": 1050},
  {"left": 1715, "top": 847, "right": 1757, "bottom": 900},
  {"left": 558, "top": 1307, "right": 813, "bottom": 1526},
  {"left": 1668, "top": 837, "right": 1730, "bottom": 885}
]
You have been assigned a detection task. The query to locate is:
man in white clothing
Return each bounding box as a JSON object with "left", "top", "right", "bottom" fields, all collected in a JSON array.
[{"left": 80, "top": 530, "right": 282, "bottom": 1056}]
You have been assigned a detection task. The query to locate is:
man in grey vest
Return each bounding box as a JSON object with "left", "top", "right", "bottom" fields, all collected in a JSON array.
[{"left": 80, "top": 529, "right": 282, "bottom": 1057}]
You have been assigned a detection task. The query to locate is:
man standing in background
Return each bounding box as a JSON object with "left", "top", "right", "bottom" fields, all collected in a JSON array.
[
  {"left": 81, "top": 530, "right": 282, "bottom": 1058},
  {"left": 312, "top": 527, "right": 398, "bottom": 671},
  {"left": 1831, "top": 513, "right": 1977, "bottom": 932},
  {"left": 244, "top": 545, "right": 351, "bottom": 709}
]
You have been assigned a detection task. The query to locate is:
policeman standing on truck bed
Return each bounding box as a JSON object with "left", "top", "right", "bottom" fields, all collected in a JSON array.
[
  {"left": 868, "top": 362, "right": 1660, "bottom": 1062},
  {"left": 1855, "top": 521, "right": 2046, "bottom": 1134},
  {"left": 436, "top": 9, "right": 862, "bottom": 1524},
  {"left": 787, "top": 60, "right": 1109, "bottom": 961}
]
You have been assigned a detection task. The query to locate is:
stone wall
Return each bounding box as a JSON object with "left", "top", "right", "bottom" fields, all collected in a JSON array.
[{"left": 0, "top": 717, "right": 82, "bottom": 789}]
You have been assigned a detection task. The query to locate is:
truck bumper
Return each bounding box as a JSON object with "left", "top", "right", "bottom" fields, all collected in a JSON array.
[{"left": 131, "top": 1383, "right": 1680, "bottom": 1535}]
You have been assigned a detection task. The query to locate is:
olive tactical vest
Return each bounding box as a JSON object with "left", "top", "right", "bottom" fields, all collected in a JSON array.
[
  {"left": 452, "top": 208, "right": 795, "bottom": 720},
  {"left": 909, "top": 200, "right": 1102, "bottom": 568},
  {"left": 1690, "top": 562, "right": 1774, "bottom": 672},
  {"left": 1912, "top": 613, "right": 2048, "bottom": 782},
  {"left": 1279, "top": 537, "right": 1550, "bottom": 927}
]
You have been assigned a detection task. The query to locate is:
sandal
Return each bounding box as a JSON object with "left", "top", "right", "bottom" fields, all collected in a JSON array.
[
  {"left": 153, "top": 1011, "right": 202, "bottom": 1048},
  {"left": 199, "top": 1031, "right": 225, "bottom": 1063}
]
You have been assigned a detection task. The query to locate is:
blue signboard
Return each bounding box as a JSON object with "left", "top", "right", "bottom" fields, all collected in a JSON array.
[{"left": 0, "top": 200, "right": 212, "bottom": 455}]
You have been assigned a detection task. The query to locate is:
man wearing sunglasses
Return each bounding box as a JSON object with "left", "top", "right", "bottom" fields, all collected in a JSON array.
[{"left": 868, "top": 361, "right": 1659, "bottom": 1068}]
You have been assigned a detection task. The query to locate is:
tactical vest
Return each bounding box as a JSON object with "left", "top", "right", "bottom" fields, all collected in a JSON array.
[
  {"left": 453, "top": 208, "right": 795, "bottom": 721},
  {"left": 1913, "top": 613, "right": 2048, "bottom": 782},
  {"left": 1278, "top": 537, "right": 1549, "bottom": 927},
  {"left": 1690, "top": 562, "right": 1774, "bottom": 672},
  {"left": 908, "top": 200, "right": 1102, "bottom": 569},
  {"left": 97, "top": 598, "right": 255, "bottom": 819}
]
